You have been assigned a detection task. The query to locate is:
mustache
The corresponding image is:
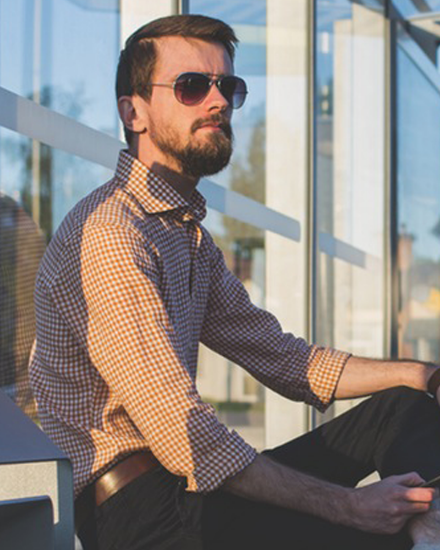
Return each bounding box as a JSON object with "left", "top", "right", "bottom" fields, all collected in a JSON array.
[{"left": 191, "top": 114, "right": 233, "bottom": 139}]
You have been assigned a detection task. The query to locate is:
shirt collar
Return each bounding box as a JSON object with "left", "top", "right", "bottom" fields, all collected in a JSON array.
[{"left": 114, "top": 150, "right": 207, "bottom": 223}]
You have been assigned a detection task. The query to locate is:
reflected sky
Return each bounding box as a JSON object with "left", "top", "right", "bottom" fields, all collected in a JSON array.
[
  {"left": 0, "top": 0, "right": 120, "bottom": 234},
  {"left": 0, "top": 0, "right": 120, "bottom": 136},
  {"left": 395, "top": 0, "right": 440, "bottom": 17},
  {"left": 190, "top": 0, "right": 265, "bottom": 27},
  {"left": 398, "top": 40, "right": 440, "bottom": 262}
]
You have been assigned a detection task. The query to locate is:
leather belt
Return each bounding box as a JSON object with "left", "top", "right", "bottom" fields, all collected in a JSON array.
[{"left": 74, "top": 451, "right": 159, "bottom": 534}]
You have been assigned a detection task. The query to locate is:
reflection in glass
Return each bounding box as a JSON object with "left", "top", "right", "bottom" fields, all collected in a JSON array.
[
  {"left": 316, "top": 1, "right": 385, "bottom": 422},
  {"left": 397, "top": 30, "right": 440, "bottom": 361},
  {"left": 316, "top": 0, "right": 385, "bottom": 342},
  {"left": 199, "top": 212, "right": 265, "bottom": 450},
  {"left": 51, "top": 150, "right": 113, "bottom": 231},
  {"left": 0, "top": 127, "right": 113, "bottom": 241},
  {"left": 316, "top": 1, "right": 384, "bottom": 254},
  {"left": 0, "top": 193, "right": 45, "bottom": 417},
  {"left": 394, "top": 0, "right": 440, "bottom": 18},
  {"left": 0, "top": 0, "right": 120, "bottom": 137}
]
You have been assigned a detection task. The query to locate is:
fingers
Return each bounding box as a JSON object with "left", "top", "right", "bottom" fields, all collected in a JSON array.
[
  {"left": 394, "top": 471, "right": 426, "bottom": 486},
  {"left": 391, "top": 472, "right": 437, "bottom": 503},
  {"left": 403, "top": 487, "right": 436, "bottom": 503},
  {"left": 352, "top": 474, "right": 438, "bottom": 535}
]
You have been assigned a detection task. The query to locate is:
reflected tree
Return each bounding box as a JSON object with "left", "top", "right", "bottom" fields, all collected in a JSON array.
[
  {"left": 19, "top": 85, "right": 88, "bottom": 243},
  {"left": 222, "top": 116, "right": 265, "bottom": 284},
  {"left": 220, "top": 115, "right": 266, "bottom": 408}
]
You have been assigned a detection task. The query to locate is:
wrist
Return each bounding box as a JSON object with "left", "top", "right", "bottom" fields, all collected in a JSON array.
[
  {"left": 335, "top": 487, "right": 358, "bottom": 527},
  {"left": 399, "top": 360, "right": 438, "bottom": 393}
]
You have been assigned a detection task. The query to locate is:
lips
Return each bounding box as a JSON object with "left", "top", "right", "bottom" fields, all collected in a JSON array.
[
  {"left": 196, "top": 121, "right": 220, "bottom": 130},
  {"left": 191, "top": 116, "right": 232, "bottom": 138},
  {"left": 198, "top": 123, "right": 222, "bottom": 131}
]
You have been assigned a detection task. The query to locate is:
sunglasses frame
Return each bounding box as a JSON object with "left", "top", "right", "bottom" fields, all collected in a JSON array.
[{"left": 148, "top": 72, "right": 248, "bottom": 109}]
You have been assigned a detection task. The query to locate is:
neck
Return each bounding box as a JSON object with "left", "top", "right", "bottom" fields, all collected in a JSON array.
[
  {"left": 129, "top": 143, "right": 198, "bottom": 202},
  {"left": 150, "top": 162, "right": 199, "bottom": 201}
]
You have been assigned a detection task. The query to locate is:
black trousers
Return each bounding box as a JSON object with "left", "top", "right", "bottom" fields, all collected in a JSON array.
[{"left": 78, "top": 387, "right": 440, "bottom": 550}]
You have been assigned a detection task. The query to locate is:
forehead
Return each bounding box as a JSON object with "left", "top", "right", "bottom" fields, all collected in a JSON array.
[{"left": 153, "top": 36, "right": 234, "bottom": 79}]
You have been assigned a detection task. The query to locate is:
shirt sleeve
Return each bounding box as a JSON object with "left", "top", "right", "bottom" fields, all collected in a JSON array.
[
  {"left": 50, "top": 223, "right": 256, "bottom": 493},
  {"left": 201, "top": 244, "right": 351, "bottom": 412}
]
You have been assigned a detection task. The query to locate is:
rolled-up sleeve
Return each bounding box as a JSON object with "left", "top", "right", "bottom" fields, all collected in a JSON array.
[
  {"left": 201, "top": 245, "right": 351, "bottom": 412},
  {"left": 51, "top": 224, "right": 256, "bottom": 493}
]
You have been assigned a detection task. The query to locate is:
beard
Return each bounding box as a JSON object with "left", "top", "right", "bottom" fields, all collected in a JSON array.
[{"left": 150, "top": 114, "right": 234, "bottom": 179}]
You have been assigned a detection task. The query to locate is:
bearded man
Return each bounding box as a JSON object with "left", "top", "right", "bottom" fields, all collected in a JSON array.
[{"left": 30, "top": 14, "right": 440, "bottom": 550}]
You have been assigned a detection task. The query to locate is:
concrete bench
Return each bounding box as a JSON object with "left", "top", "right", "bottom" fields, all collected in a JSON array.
[{"left": 0, "top": 389, "right": 74, "bottom": 549}]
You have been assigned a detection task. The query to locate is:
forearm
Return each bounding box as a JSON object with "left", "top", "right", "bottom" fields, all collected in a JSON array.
[
  {"left": 221, "top": 454, "right": 434, "bottom": 535},
  {"left": 335, "top": 356, "right": 438, "bottom": 399},
  {"left": 222, "top": 454, "right": 351, "bottom": 525}
]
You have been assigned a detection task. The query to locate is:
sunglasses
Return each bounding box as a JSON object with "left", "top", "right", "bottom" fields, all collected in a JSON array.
[{"left": 148, "top": 72, "right": 248, "bottom": 109}]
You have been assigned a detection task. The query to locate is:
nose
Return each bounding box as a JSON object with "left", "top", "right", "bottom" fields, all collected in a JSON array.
[{"left": 205, "top": 81, "right": 230, "bottom": 112}]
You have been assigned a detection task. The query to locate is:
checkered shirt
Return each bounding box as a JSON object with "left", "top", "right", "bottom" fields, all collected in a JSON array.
[{"left": 29, "top": 150, "right": 350, "bottom": 497}]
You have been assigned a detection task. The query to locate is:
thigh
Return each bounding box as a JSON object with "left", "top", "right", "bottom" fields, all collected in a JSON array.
[
  {"left": 202, "top": 489, "right": 412, "bottom": 550},
  {"left": 78, "top": 466, "right": 204, "bottom": 550}
]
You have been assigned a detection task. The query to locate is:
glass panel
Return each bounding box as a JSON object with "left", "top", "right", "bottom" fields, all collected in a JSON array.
[
  {"left": 0, "top": 128, "right": 113, "bottom": 241},
  {"left": 199, "top": 211, "right": 266, "bottom": 450},
  {"left": 318, "top": 253, "right": 384, "bottom": 420},
  {"left": 51, "top": 150, "right": 113, "bottom": 231},
  {"left": 397, "top": 28, "right": 440, "bottom": 362},
  {"left": 315, "top": 1, "right": 386, "bottom": 422},
  {"left": 319, "top": 255, "right": 384, "bottom": 356},
  {"left": 0, "top": 0, "right": 120, "bottom": 136},
  {"left": 265, "top": 1, "right": 308, "bottom": 443},
  {"left": 316, "top": 1, "right": 385, "bottom": 255}
]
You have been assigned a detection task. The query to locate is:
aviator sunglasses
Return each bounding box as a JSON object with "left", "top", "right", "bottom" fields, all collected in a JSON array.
[{"left": 148, "top": 72, "right": 248, "bottom": 109}]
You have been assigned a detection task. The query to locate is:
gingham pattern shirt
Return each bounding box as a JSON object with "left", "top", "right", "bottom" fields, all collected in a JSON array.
[{"left": 29, "top": 150, "right": 350, "bottom": 498}]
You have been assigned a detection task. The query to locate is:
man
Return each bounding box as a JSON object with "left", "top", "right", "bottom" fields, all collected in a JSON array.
[{"left": 30, "top": 14, "right": 440, "bottom": 550}]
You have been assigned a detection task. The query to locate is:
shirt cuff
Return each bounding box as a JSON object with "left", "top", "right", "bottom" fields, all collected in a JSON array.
[
  {"left": 186, "top": 428, "right": 257, "bottom": 493},
  {"left": 307, "top": 347, "right": 352, "bottom": 412}
]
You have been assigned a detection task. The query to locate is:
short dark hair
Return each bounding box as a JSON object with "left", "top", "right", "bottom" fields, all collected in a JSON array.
[{"left": 116, "top": 14, "right": 239, "bottom": 145}]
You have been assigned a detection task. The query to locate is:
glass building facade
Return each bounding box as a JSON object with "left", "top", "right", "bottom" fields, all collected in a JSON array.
[{"left": 2, "top": 0, "right": 440, "bottom": 455}]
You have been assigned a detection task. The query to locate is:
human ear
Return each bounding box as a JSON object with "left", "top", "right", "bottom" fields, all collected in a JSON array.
[{"left": 117, "top": 96, "right": 147, "bottom": 134}]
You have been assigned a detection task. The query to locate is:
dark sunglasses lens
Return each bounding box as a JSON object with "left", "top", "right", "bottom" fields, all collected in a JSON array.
[
  {"left": 174, "top": 73, "right": 210, "bottom": 105},
  {"left": 219, "top": 76, "right": 247, "bottom": 109}
]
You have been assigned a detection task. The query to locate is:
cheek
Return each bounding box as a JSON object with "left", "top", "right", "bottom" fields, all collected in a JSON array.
[
  {"left": 146, "top": 97, "right": 199, "bottom": 140},
  {"left": 165, "top": 114, "right": 196, "bottom": 141}
]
